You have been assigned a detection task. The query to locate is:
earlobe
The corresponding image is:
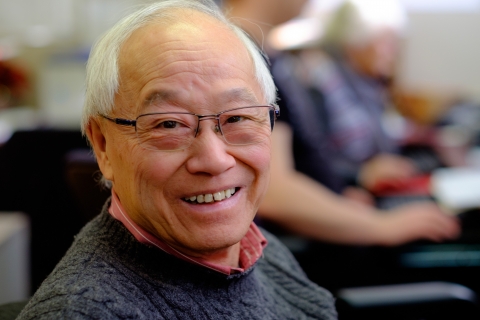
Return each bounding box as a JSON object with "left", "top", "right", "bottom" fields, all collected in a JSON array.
[{"left": 86, "top": 118, "right": 114, "bottom": 181}]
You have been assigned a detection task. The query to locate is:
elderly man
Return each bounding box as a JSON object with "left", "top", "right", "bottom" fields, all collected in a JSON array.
[{"left": 16, "top": 0, "right": 337, "bottom": 319}]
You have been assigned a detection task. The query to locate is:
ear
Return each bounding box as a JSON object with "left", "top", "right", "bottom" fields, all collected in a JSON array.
[{"left": 86, "top": 118, "right": 114, "bottom": 182}]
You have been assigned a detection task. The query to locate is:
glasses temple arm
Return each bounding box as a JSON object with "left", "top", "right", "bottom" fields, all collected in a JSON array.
[{"left": 101, "top": 115, "right": 136, "bottom": 127}]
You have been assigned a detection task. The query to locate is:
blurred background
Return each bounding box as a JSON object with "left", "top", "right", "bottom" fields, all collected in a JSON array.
[
  {"left": 1, "top": 0, "right": 480, "bottom": 316},
  {"left": 0, "top": 0, "right": 479, "bottom": 134},
  {"left": 0, "top": 0, "right": 160, "bottom": 135}
]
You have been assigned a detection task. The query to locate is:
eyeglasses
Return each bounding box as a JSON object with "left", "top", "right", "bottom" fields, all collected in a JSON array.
[{"left": 101, "top": 105, "right": 279, "bottom": 151}]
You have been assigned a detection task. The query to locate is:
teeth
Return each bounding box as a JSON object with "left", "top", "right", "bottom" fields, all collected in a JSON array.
[
  {"left": 213, "top": 191, "right": 225, "bottom": 201},
  {"left": 185, "top": 188, "right": 236, "bottom": 204},
  {"left": 204, "top": 194, "right": 213, "bottom": 203}
]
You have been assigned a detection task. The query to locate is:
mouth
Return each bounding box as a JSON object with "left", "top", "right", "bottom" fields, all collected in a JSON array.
[{"left": 183, "top": 187, "right": 238, "bottom": 204}]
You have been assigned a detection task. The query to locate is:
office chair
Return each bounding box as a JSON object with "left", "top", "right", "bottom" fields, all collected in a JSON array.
[
  {"left": 336, "top": 281, "right": 480, "bottom": 319},
  {"left": 64, "top": 149, "right": 110, "bottom": 222},
  {"left": 0, "top": 300, "right": 29, "bottom": 320},
  {"left": 0, "top": 129, "right": 90, "bottom": 292}
]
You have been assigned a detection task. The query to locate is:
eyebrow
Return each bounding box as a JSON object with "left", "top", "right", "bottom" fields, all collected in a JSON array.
[
  {"left": 143, "top": 90, "right": 178, "bottom": 108},
  {"left": 219, "top": 88, "right": 260, "bottom": 106},
  {"left": 142, "top": 87, "right": 261, "bottom": 111}
]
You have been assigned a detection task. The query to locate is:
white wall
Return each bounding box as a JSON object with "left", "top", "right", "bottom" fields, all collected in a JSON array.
[
  {"left": 0, "top": 0, "right": 148, "bottom": 48},
  {"left": 398, "top": 10, "right": 480, "bottom": 102},
  {"left": 301, "top": 0, "right": 480, "bottom": 103}
]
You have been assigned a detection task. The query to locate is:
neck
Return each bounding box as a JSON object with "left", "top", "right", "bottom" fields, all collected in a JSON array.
[{"left": 175, "top": 242, "right": 241, "bottom": 268}]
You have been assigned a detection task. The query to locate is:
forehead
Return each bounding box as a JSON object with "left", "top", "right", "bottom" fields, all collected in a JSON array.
[
  {"left": 116, "top": 9, "right": 259, "bottom": 110},
  {"left": 121, "top": 9, "right": 242, "bottom": 55}
]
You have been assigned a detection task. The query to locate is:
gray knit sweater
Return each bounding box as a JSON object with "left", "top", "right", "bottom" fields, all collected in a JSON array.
[{"left": 17, "top": 203, "right": 337, "bottom": 319}]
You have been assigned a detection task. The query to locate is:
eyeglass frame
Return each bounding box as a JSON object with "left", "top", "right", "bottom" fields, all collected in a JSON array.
[{"left": 100, "top": 105, "right": 280, "bottom": 149}]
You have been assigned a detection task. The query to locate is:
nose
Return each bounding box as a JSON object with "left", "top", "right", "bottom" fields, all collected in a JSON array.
[{"left": 185, "top": 120, "right": 236, "bottom": 175}]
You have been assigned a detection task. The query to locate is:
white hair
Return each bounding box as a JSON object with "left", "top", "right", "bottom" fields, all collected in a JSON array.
[
  {"left": 81, "top": 0, "right": 276, "bottom": 134},
  {"left": 322, "top": 0, "right": 408, "bottom": 48}
]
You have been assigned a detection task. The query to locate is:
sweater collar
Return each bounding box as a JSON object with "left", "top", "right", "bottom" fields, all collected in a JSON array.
[{"left": 108, "top": 188, "right": 267, "bottom": 275}]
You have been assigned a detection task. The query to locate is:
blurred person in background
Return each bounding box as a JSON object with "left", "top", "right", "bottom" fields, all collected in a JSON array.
[
  {"left": 223, "top": 0, "right": 461, "bottom": 290},
  {"left": 290, "top": 0, "right": 424, "bottom": 191}
]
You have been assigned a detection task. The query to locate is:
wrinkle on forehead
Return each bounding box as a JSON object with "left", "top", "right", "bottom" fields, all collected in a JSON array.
[
  {"left": 144, "top": 87, "right": 260, "bottom": 110},
  {"left": 116, "top": 9, "right": 258, "bottom": 114},
  {"left": 118, "top": 8, "right": 250, "bottom": 79}
]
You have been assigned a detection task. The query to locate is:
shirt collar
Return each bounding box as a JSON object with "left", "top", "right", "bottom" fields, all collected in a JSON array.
[{"left": 108, "top": 188, "right": 267, "bottom": 275}]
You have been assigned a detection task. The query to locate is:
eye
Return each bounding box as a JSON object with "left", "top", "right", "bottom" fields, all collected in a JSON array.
[
  {"left": 160, "top": 120, "right": 178, "bottom": 129},
  {"left": 226, "top": 115, "right": 243, "bottom": 123}
]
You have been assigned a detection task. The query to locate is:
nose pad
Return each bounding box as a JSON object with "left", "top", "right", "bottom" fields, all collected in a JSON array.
[{"left": 195, "top": 117, "right": 222, "bottom": 138}]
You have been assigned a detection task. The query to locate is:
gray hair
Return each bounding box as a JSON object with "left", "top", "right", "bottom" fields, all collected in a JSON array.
[
  {"left": 322, "top": 0, "right": 407, "bottom": 49},
  {"left": 81, "top": 0, "right": 276, "bottom": 135}
]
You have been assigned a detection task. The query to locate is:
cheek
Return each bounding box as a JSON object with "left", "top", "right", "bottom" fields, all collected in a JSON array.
[
  {"left": 242, "top": 142, "right": 272, "bottom": 184},
  {"left": 110, "top": 142, "right": 162, "bottom": 190},
  {"left": 134, "top": 152, "right": 187, "bottom": 198},
  {"left": 126, "top": 153, "right": 186, "bottom": 224},
  {"left": 106, "top": 135, "right": 136, "bottom": 181}
]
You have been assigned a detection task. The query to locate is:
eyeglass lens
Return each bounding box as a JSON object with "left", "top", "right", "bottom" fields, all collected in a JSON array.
[{"left": 135, "top": 106, "right": 274, "bottom": 151}]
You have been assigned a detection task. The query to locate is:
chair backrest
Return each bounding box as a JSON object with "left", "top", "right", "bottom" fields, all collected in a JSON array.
[
  {"left": 0, "top": 213, "right": 30, "bottom": 305},
  {"left": 0, "top": 300, "right": 29, "bottom": 320},
  {"left": 0, "top": 129, "right": 90, "bottom": 292},
  {"left": 64, "top": 149, "right": 110, "bottom": 222},
  {"left": 336, "top": 281, "right": 480, "bottom": 320}
]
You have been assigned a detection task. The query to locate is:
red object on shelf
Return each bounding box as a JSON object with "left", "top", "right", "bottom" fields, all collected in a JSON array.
[{"left": 370, "top": 174, "right": 432, "bottom": 197}]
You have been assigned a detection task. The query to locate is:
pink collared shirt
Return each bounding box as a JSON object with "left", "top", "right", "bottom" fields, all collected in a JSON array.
[{"left": 108, "top": 189, "right": 268, "bottom": 275}]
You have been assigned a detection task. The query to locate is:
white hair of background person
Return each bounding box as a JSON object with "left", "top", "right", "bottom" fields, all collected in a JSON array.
[
  {"left": 81, "top": 0, "right": 277, "bottom": 135},
  {"left": 321, "top": 0, "right": 408, "bottom": 49}
]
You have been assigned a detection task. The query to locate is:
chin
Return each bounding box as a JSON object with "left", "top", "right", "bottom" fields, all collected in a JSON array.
[{"left": 188, "top": 223, "right": 249, "bottom": 250}]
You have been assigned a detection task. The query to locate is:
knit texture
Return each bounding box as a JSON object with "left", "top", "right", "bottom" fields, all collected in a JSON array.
[{"left": 17, "top": 202, "right": 337, "bottom": 319}]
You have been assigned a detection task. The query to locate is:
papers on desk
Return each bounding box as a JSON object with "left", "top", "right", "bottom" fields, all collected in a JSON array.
[
  {"left": 431, "top": 168, "right": 480, "bottom": 213},
  {"left": 370, "top": 175, "right": 431, "bottom": 197},
  {"left": 371, "top": 167, "right": 480, "bottom": 213}
]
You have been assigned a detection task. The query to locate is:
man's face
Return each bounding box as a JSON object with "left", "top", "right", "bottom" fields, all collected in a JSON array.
[
  {"left": 348, "top": 28, "right": 401, "bottom": 80},
  {"left": 92, "top": 10, "right": 271, "bottom": 260},
  {"left": 368, "top": 28, "right": 401, "bottom": 79}
]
